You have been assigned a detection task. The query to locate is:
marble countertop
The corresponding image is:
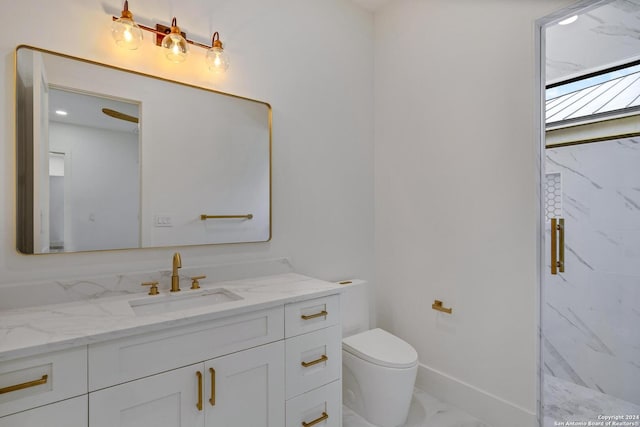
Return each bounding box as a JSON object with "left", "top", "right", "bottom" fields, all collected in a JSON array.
[{"left": 0, "top": 273, "right": 344, "bottom": 362}]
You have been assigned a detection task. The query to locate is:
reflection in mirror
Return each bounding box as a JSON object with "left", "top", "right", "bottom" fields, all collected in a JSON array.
[{"left": 16, "top": 46, "right": 271, "bottom": 254}]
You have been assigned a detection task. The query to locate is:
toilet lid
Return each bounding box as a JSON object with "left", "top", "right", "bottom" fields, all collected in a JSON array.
[{"left": 342, "top": 328, "right": 418, "bottom": 369}]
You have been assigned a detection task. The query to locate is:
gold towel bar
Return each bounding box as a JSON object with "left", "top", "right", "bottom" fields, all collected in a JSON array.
[
  {"left": 432, "top": 300, "right": 452, "bottom": 314},
  {"left": 200, "top": 214, "right": 253, "bottom": 220},
  {"left": 0, "top": 374, "right": 48, "bottom": 395}
]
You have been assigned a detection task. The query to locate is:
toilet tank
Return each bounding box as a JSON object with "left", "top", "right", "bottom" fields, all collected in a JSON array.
[{"left": 338, "top": 279, "right": 370, "bottom": 338}]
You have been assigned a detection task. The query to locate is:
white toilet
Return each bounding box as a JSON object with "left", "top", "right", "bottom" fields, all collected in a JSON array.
[{"left": 342, "top": 328, "right": 418, "bottom": 427}]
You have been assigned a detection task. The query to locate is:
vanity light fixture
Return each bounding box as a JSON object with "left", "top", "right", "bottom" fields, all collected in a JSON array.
[
  {"left": 111, "top": 1, "right": 230, "bottom": 72},
  {"left": 161, "top": 18, "right": 189, "bottom": 63},
  {"left": 206, "top": 32, "right": 230, "bottom": 73},
  {"left": 111, "top": 0, "right": 144, "bottom": 50},
  {"left": 55, "top": 110, "right": 68, "bottom": 116}
]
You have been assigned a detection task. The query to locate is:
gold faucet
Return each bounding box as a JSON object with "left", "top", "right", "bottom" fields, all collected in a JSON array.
[{"left": 171, "top": 252, "right": 182, "bottom": 292}]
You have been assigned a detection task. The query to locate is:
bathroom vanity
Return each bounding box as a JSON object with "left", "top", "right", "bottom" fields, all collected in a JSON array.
[{"left": 0, "top": 273, "right": 343, "bottom": 427}]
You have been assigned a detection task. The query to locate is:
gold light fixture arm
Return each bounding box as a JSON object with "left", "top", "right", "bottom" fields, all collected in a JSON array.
[{"left": 111, "top": 16, "right": 220, "bottom": 50}]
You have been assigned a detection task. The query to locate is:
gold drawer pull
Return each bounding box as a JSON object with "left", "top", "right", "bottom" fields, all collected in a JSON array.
[
  {"left": 300, "top": 310, "right": 328, "bottom": 320},
  {"left": 432, "top": 300, "right": 452, "bottom": 314},
  {"left": 196, "top": 371, "right": 203, "bottom": 411},
  {"left": 0, "top": 374, "right": 48, "bottom": 395},
  {"left": 301, "top": 355, "right": 328, "bottom": 368},
  {"left": 302, "top": 412, "right": 329, "bottom": 427},
  {"left": 209, "top": 368, "right": 216, "bottom": 406}
]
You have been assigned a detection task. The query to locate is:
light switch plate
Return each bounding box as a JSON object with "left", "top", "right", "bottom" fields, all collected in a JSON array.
[{"left": 154, "top": 215, "right": 173, "bottom": 227}]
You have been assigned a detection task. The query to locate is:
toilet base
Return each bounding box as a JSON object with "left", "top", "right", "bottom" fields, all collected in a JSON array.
[{"left": 342, "top": 350, "right": 417, "bottom": 427}]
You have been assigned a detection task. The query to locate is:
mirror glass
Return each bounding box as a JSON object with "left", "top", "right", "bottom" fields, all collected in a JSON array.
[{"left": 16, "top": 46, "right": 271, "bottom": 254}]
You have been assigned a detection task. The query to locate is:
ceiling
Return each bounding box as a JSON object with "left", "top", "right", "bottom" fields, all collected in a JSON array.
[
  {"left": 48, "top": 88, "right": 139, "bottom": 134},
  {"left": 546, "top": 0, "right": 640, "bottom": 83}
]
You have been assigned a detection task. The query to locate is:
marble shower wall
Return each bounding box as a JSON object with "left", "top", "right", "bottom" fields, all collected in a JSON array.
[{"left": 543, "top": 137, "right": 640, "bottom": 406}]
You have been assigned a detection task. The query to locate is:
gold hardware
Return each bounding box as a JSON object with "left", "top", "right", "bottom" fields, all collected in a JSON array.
[
  {"left": 300, "top": 310, "right": 328, "bottom": 320},
  {"left": 171, "top": 252, "right": 182, "bottom": 292},
  {"left": 301, "top": 355, "right": 328, "bottom": 368},
  {"left": 302, "top": 412, "right": 329, "bottom": 427},
  {"left": 142, "top": 281, "right": 159, "bottom": 295},
  {"left": 191, "top": 275, "right": 206, "bottom": 290},
  {"left": 209, "top": 367, "right": 216, "bottom": 406},
  {"left": 339, "top": 281, "right": 352, "bottom": 285},
  {"left": 558, "top": 218, "right": 565, "bottom": 273},
  {"left": 432, "top": 300, "right": 452, "bottom": 314},
  {"left": 200, "top": 214, "right": 254, "bottom": 220},
  {"left": 102, "top": 108, "right": 139, "bottom": 124},
  {"left": 551, "top": 218, "right": 565, "bottom": 274},
  {"left": 196, "top": 371, "right": 203, "bottom": 411},
  {"left": 0, "top": 374, "right": 48, "bottom": 395}
]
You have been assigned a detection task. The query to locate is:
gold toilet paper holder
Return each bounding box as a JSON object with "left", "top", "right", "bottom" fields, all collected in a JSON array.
[{"left": 432, "top": 300, "right": 452, "bottom": 314}]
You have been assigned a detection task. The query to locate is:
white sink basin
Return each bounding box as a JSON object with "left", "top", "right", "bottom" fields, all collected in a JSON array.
[{"left": 129, "top": 288, "right": 242, "bottom": 315}]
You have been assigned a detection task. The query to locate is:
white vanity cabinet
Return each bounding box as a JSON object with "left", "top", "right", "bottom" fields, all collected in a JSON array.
[
  {"left": 0, "top": 346, "right": 88, "bottom": 426},
  {"left": 89, "top": 341, "right": 284, "bottom": 427},
  {"left": 0, "top": 285, "right": 343, "bottom": 427},
  {"left": 284, "top": 295, "right": 343, "bottom": 427}
]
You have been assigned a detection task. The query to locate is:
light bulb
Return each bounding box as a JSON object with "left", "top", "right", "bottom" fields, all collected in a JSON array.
[
  {"left": 111, "top": 1, "right": 143, "bottom": 50},
  {"left": 206, "top": 32, "right": 230, "bottom": 73},
  {"left": 161, "top": 18, "right": 189, "bottom": 63}
]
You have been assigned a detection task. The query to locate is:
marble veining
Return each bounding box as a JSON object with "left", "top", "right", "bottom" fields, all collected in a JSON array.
[
  {"left": 0, "top": 272, "right": 344, "bottom": 362},
  {"left": 343, "top": 388, "right": 490, "bottom": 427},
  {"left": 543, "top": 375, "right": 640, "bottom": 427},
  {"left": 544, "top": 138, "right": 640, "bottom": 406}
]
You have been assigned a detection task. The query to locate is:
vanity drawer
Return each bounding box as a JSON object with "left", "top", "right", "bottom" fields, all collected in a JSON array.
[
  {"left": 0, "top": 347, "right": 87, "bottom": 418},
  {"left": 285, "top": 294, "right": 340, "bottom": 338},
  {"left": 89, "top": 306, "right": 284, "bottom": 391},
  {"left": 286, "top": 380, "right": 341, "bottom": 427},
  {"left": 0, "top": 395, "right": 87, "bottom": 427},
  {"left": 285, "top": 325, "right": 341, "bottom": 399}
]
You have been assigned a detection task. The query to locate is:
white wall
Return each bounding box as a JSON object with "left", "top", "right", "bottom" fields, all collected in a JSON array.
[
  {"left": 49, "top": 122, "right": 139, "bottom": 252},
  {"left": 373, "top": 1, "right": 572, "bottom": 426},
  {"left": 0, "top": 0, "right": 374, "bottom": 289}
]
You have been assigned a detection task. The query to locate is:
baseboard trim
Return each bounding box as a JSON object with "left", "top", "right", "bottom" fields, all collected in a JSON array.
[{"left": 415, "top": 363, "right": 538, "bottom": 427}]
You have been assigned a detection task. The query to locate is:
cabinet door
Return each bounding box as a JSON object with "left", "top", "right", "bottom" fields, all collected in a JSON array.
[
  {"left": 89, "top": 363, "right": 204, "bottom": 427},
  {"left": 205, "top": 341, "right": 284, "bottom": 427},
  {"left": 0, "top": 395, "right": 87, "bottom": 427}
]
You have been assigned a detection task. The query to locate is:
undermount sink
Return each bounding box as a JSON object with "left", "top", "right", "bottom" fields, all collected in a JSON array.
[{"left": 129, "top": 288, "right": 242, "bottom": 315}]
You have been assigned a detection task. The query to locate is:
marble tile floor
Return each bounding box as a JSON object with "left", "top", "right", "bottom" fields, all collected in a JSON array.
[
  {"left": 543, "top": 374, "right": 640, "bottom": 427},
  {"left": 343, "top": 387, "right": 490, "bottom": 427}
]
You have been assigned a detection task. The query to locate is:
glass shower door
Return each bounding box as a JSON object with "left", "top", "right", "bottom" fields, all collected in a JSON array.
[{"left": 542, "top": 138, "right": 640, "bottom": 426}]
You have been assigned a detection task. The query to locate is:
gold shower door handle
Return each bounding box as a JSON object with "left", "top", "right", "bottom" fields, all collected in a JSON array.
[{"left": 550, "top": 218, "right": 565, "bottom": 275}]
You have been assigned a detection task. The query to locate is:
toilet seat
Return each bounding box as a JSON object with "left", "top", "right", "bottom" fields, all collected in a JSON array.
[{"left": 342, "top": 328, "right": 417, "bottom": 369}]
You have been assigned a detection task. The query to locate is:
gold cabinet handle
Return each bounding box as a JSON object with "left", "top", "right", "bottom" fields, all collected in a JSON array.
[
  {"left": 0, "top": 374, "right": 48, "bottom": 395},
  {"left": 196, "top": 371, "right": 203, "bottom": 411},
  {"left": 302, "top": 412, "right": 329, "bottom": 427},
  {"left": 300, "top": 310, "right": 328, "bottom": 320},
  {"left": 432, "top": 300, "right": 452, "bottom": 314},
  {"left": 551, "top": 218, "right": 565, "bottom": 275},
  {"left": 209, "top": 368, "right": 216, "bottom": 406},
  {"left": 301, "top": 355, "right": 328, "bottom": 368}
]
